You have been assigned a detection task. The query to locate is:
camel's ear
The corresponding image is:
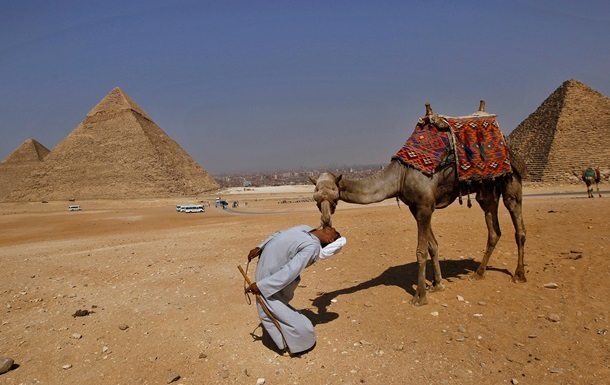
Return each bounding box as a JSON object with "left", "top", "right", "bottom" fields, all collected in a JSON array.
[
  {"left": 335, "top": 174, "right": 343, "bottom": 184},
  {"left": 308, "top": 176, "right": 317, "bottom": 185}
]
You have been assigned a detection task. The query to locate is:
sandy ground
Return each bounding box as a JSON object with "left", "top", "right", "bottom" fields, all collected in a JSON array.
[{"left": 0, "top": 183, "right": 608, "bottom": 384}]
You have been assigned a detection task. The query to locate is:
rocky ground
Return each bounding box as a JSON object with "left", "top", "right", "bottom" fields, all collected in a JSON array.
[{"left": 0, "top": 184, "right": 608, "bottom": 384}]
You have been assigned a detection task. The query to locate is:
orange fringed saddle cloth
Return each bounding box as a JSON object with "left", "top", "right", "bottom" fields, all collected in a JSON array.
[{"left": 393, "top": 114, "right": 512, "bottom": 182}]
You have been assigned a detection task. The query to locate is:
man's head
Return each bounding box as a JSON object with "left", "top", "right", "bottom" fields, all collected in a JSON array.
[{"left": 311, "top": 226, "right": 341, "bottom": 247}]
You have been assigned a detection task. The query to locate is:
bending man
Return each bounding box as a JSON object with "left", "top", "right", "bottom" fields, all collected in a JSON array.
[{"left": 246, "top": 225, "right": 346, "bottom": 355}]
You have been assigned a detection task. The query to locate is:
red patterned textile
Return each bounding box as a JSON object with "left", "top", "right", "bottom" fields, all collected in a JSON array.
[
  {"left": 393, "top": 115, "right": 512, "bottom": 182},
  {"left": 393, "top": 121, "right": 450, "bottom": 176}
]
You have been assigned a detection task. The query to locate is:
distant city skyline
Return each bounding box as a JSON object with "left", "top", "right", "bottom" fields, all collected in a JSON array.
[{"left": 1, "top": 1, "right": 609, "bottom": 174}]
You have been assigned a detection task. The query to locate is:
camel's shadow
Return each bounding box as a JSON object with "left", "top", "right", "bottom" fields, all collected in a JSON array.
[{"left": 308, "top": 259, "right": 511, "bottom": 323}]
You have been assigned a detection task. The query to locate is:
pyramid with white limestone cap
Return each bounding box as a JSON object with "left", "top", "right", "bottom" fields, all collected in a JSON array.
[{"left": 7, "top": 87, "right": 218, "bottom": 201}]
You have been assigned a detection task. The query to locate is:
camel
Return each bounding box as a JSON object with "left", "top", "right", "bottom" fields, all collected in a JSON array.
[
  {"left": 582, "top": 167, "right": 602, "bottom": 198},
  {"left": 311, "top": 102, "right": 526, "bottom": 306}
]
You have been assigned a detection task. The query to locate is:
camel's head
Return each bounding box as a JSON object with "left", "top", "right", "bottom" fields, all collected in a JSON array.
[{"left": 309, "top": 172, "right": 342, "bottom": 228}]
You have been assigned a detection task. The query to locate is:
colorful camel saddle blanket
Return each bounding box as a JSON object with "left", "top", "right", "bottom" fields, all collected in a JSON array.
[
  {"left": 583, "top": 168, "right": 600, "bottom": 181},
  {"left": 393, "top": 115, "right": 512, "bottom": 181}
]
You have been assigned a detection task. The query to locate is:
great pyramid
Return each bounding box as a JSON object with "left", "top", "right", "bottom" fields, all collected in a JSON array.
[
  {"left": 507, "top": 79, "right": 610, "bottom": 183},
  {"left": 7, "top": 87, "right": 219, "bottom": 201},
  {"left": 0, "top": 139, "right": 50, "bottom": 199}
]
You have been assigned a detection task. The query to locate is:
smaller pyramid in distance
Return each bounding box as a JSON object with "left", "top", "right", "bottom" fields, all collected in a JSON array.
[
  {"left": 9, "top": 87, "right": 219, "bottom": 201},
  {"left": 0, "top": 139, "right": 50, "bottom": 200},
  {"left": 508, "top": 79, "right": 610, "bottom": 183}
]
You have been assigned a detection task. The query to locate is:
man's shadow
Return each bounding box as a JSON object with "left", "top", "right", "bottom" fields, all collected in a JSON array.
[{"left": 309, "top": 259, "right": 510, "bottom": 322}]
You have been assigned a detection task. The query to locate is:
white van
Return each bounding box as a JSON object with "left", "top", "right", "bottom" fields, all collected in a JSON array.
[
  {"left": 68, "top": 205, "right": 81, "bottom": 211},
  {"left": 182, "top": 205, "right": 204, "bottom": 213}
]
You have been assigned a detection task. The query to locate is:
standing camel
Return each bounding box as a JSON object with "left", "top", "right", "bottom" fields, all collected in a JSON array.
[
  {"left": 582, "top": 167, "right": 602, "bottom": 198},
  {"left": 311, "top": 102, "right": 526, "bottom": 306}
]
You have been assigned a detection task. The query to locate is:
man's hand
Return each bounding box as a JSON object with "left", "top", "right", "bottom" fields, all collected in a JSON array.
[
  {"left": 245, "top": 282, "right": 260, "bottom": 295},
  {"left": 247, "top": 247, "right": 261, "bottom": 262}
]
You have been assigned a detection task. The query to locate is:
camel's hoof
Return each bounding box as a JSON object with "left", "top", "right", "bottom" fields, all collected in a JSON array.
[
  {"left": 511, "top": 275, "right": 527, "bottom": 283},
  {"left": 408, "top": 296, "right": 428, "bottom": 306},
  {"left": 429, "top": 283, "right": 445, "bottom": 292},
  {"left": 468, "top": 271, "right": 485, "bottom": 281}
]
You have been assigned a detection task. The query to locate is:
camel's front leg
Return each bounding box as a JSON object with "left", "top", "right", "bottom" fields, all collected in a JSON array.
[{"left": 409, "top": 205, "right": 433, "bottom": 306}]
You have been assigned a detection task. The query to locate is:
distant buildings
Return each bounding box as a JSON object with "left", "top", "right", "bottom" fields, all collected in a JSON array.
[{"left": 214, "top": 164, "right": 385, "bottom": 188}]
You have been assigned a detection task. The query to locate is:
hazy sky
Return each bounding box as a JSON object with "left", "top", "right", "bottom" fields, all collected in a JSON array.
[{"left": 1, "top": 1, "right": 609, "bottom": 174}]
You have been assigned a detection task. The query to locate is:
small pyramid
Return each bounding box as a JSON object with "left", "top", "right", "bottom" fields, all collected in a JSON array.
[
  {"left": 0, "top": 139, "right": 50, "bottom": 199},
  {"left": 1, "top": 138, "right": 50, "bottom": 164},
  {"left": 508, "top": 79, "right": 610, "bottom": 182},
  {"left": 8, "top": 87, "right": 219, "bottom": 201}
]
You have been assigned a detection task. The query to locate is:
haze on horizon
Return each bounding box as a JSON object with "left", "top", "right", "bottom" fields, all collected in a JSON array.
[{"left": 1, "top": 1, "right": 609, "bottom": 175}]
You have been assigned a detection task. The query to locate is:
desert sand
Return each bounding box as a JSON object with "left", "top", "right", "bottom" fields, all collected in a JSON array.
[{"left": 0, "top": 183, "right": 608, "bottom": 384}]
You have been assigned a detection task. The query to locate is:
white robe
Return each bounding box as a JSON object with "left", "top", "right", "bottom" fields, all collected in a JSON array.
[{"left": 255, "top": 225, "right": 320, "bottom": 353}]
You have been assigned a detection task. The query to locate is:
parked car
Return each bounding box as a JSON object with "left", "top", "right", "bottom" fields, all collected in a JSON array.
[{"left": 68, "top": 205, "right": 81, "bottom": 211}]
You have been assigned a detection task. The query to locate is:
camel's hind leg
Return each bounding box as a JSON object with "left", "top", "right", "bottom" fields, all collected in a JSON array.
[
  {"left": 502, "top": 177, "right": 527, "bottom": 282},
  {"left": 473, "top": 184, "right": 502, "bottom": 279},
  {"left": 585, "top": 180, "right": 594, "bottom": 198},
  {"left": 596, "top": 182, "right": 602, "bottom": 198},
  {"left": 427, "top": 227, "right": 444, "bottom": 292}
]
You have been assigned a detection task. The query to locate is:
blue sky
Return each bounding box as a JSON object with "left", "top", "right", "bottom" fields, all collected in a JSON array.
[{"left": 1, "top": 1, "right": 609, "bottom": 174}]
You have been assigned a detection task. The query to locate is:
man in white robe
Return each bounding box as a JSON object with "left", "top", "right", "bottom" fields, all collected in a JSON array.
[{"left": 246, "top": 225, "right": 346, "bottom": 355}]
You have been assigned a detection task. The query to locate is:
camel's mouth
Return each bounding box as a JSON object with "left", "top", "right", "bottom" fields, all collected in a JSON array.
[{"left": 319, "top": 199, "right": 334, "bottom": 227}]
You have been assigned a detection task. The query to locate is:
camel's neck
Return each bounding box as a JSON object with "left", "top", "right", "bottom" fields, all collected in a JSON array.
[{"left": 339, "top": 161, "right": 402, "bottom": 204}]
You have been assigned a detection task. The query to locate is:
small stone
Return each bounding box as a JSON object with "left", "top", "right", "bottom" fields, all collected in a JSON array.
[
  {"left": 198, "top": 352, "right": 207, "bottom": 359},
  {"left": 456, "top": 295, "right": 464, "bottom": 301},
  {"left": 511, "top": 379, "right": 519, "bottom": 384},
  {"left": 528, "top": 334, "right": 538, "bottom": 338},
  {"left": 102, "top": 346, "right": 110, "bottom": 353},
  {"left": 62, "top": 364, "right": 72, "bottom": 370},
  {"left": 364, "top": 302, "right": 373, "bottom": 307},
  {"left": 477, "top": 301, "right": 487, "bottom": 306},
  {"left": 166, "top": 370, "right": 180, "bottom": 383},
  {"left": 549, "top": 367, "right": 563, "bottom": 374},
  {"left": 72, "top": 309, "right": 90, "bottom": 317},
  {"left": 71, "top": 333, "right": 82, "bottom": 339},
  {"left": 256, "top": 378, "right": 265, "bottom": 385},
  {"left": 430, "top": 311, "right": 439, "bottom": 317},
  {"left": 0, "top": 357, "right": 15, "bottom": 374},
  {"left": 543, "top": 282, "right": 558, "bottom": 289},
  {"left": 118, "top": 324, "right": 129, "bottom": 331},
  {"left": 547, "top": 313, "right": 561, "bottom": 322}
]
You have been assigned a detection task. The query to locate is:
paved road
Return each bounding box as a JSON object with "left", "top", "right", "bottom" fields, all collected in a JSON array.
[{"left": 524, "top": 190, "right": 607, "bottom": 198}]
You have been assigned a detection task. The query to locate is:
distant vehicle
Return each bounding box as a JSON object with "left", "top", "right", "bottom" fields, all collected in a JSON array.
[
  {"left": 68, "top": 205, "right": 81, "bottom": 211},
  {"left": 182, "top": 204, "right": 205, "bottom": 213}
]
